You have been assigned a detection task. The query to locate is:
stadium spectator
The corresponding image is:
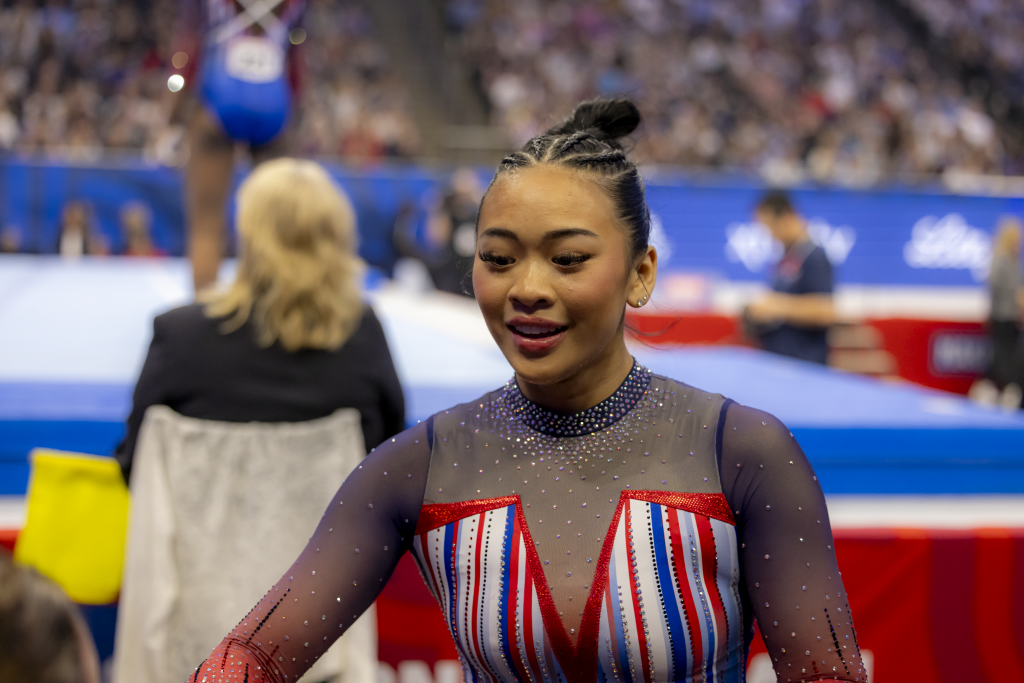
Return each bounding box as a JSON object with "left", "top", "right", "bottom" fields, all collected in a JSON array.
[
  {"left": 421, "top": 167, "right": 483, "bottom": 296},
  {"left": 57, "top": 201, "right": 106, "bottom": 258},
  {"left": 446, "top": 0, "right": 1010, "bottom": 180},
  {"left": 119, "top": 201, "right": 163, "bottom": 257},
  {"left": 114, "top": 158, "right": 405, "bottom": 483},
  {"left": 746, "top": 190, "right": 835, "bottom": 365},
  {"left": 0, "top": 226, "right": 21, "bottom": 254},
  {"left": 0, "top": 549, "right": 101, "bottom": 683}
]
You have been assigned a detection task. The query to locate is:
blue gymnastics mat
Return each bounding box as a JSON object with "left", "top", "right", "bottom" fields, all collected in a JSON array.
[
  {"left": 3, "top": 346, "right": 1023, "bottom": 495},
  {"left": 1, "top": 257, "right": 1022, "bottom": 495}
]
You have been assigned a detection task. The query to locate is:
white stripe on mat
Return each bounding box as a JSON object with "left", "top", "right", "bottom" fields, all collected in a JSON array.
[
  {"left": 827, "top": 495, "right": 1024, "bottom": 529},
  {"left": 0, "top": 495, "right": 26, "bottom": 530},
  {"left": 2, "top": 495, "right": 1022, "bottom": 532}
]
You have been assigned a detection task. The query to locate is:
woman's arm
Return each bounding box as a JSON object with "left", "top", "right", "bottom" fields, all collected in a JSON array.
[
  {"left": 186, "top": 422, "right": 431, "bottom": 683},
  {"left": 746, "top": 292, "right": 836, "bottom": 328},
  {"left": 719, "top": 403, "right": 866, "bottom": 683}
]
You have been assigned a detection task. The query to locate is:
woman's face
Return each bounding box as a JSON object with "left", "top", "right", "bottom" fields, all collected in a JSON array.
[{"left": 473, "top": 165, "right": 654, "bottom": 390}]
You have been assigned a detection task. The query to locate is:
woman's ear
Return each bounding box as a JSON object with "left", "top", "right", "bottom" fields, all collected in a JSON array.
[{"left": 627, "top": 245, "right": 658, "bottom": 308}]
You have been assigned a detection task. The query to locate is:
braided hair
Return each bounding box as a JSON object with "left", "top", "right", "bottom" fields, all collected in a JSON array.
[{"left": 484, "top": 98, "right": 651, "bottom": 261}]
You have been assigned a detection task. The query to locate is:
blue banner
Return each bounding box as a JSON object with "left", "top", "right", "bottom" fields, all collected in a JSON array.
[
  {"left": 1, "top": 159, "right": 1021, "bottom": 286},
  {"left": 0, "top": 160, "right": 438, "bottom": 275},
  {"left": 645, "top": 182, "right": 1024, "bottom": 285}
]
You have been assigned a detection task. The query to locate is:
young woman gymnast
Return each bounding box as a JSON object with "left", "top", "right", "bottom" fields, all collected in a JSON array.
[{"left": 187, "top": 98, "right": 865, "bottom": 683}]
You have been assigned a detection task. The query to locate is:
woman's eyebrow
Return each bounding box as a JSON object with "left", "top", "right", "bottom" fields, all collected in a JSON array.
[
  {"left": 479, "top": 227, "right": 519, "bottom": 240},
  {"left": 478, "top": 227, "right": 599, "bottom": 241},
  {"left": 543, "top": 228, "right": 598, "bottom": 240}
]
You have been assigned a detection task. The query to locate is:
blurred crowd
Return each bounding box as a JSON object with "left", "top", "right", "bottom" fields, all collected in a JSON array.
[
  {"left": 0, "top": 0, "right": 179, "bottom": 161},
  {"left": 903, "top": 0, "right": 1024, "bottom": 114},
  {"left": 0, "top": 0, "right": 419, "bottom": 162},
  {"left": 446, "top": 0, "right": 1015, "bottom": 184},
  {"left": 291, "top": 0, "right": 419, "bottom": 159},
  {"left": 1, "top": 0, "right": 1022, "bottom": 180}
]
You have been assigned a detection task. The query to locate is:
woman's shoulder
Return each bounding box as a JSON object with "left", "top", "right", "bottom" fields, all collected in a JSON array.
[
  {"left": 650, "top": 373, "right": 722, "bottom": 402},
  {"left": 719, "top": 400, "right": 800, "bottom": 470},
  {"left": 352, "top": 303, "right": 384, "bottom": 336},
  {"left": 152, "top": 302, "right": 220, "bottom": 341},
  {"left": 649, "top": 373, "right": 729, "bottom": 421},
  {"left": 649, "top": 373, "right": 793, "bottom": 453},
  {"left": 330, "top": 304, "right": 385, "bottom": 350}
]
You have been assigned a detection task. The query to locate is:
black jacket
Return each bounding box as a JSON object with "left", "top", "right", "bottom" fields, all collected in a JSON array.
[{"left": 114, "top": 303, "right": 405, "bottom": 483}]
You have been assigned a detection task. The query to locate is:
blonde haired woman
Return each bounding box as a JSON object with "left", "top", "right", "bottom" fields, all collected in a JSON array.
[{"left": 115, "top": 158, "right": 404, "bottom": 482}]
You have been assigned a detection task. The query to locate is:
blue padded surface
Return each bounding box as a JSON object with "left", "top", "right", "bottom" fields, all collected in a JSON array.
[{"left": 4, "top": 344, "right": 1024, "bottom": 494}]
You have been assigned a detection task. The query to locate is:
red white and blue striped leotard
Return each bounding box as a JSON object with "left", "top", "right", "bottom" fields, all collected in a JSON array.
[{"left": 190, "top": 363, "right": 866, "bottom": 683}]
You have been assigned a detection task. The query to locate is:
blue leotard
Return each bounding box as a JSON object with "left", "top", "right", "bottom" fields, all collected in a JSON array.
[{"left": 199, "top": 0, "right": 303, "bottom": 146}]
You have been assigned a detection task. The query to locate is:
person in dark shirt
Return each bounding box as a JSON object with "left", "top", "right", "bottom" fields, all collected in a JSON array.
[
  {"left": 422, "top": 167, "right": 483, "bottom": 296},
  {"left": 746, "top": 190, "right": 835, "bottom": 364},
  {"left": 114, "top": 159, "right": 404, "bottom": 484}
]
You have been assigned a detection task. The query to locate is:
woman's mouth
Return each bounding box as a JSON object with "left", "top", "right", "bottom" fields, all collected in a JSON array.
[{"left": 507, "top": 319, "right": 569, "bottom": 352}]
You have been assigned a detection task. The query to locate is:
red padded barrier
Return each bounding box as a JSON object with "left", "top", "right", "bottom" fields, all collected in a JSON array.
[
  {"left": 0, "top": 529, "right": 17, "bottom": 553},
  {"left": 625, "top": 312, "right": 986, "bottom": 395}
]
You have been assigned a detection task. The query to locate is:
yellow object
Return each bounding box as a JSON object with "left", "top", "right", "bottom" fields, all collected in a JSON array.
[{"left": 14, "top": 449, "right": 130, "bottom": 605}]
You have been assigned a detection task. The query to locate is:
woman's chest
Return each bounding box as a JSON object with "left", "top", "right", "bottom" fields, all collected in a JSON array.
[
  {"left": 415, "top": 380, "right": 745, "bottom": 681},
  {"left": 410, "top": 489, "right": 745, "bottom": 683}
]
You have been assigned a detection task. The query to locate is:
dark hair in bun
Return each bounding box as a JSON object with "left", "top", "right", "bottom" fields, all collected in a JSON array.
[
  {"left": 485, "top": 97, "right": 650, "bottom": 261},
  {"left": 543, "top": 98, "right": 641, "bottom": 147}
]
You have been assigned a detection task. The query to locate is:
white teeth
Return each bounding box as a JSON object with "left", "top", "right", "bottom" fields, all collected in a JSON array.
[{"left": 513, "top": 324, "right": 559, "bottom": 335}]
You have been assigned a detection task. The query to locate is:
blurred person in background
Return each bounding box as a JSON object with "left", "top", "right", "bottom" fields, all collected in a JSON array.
[
  {"left": 423, "top": 167, "right": 483, "bottom": 296},
  {"left": 177, "top": 0, "right": 305, "bottom": 292},
  {"left": 119, "top": 201, "right": 165, "bottom": 257},
  {"left": 983, "top": 217, "right": 1023, "bottom": 408},
  {"left": 114, "top": 158, "right": 404, "bottom": 484},
  {"left": 746, "top": 190, "right": 835, "bottom": 364},
  {"left": 57, "top": 201, "right": 107, "bottom": 258},
  {"left": 0, "top": 226, "right": 22, "bottom": 254},
  {"left": 0, "top": 550, "right": 101, "bottom": 683}
]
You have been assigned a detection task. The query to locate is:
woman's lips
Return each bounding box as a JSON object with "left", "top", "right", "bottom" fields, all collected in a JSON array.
[{"left": 507, "top": 319, "right": 569, "bottom": 353}]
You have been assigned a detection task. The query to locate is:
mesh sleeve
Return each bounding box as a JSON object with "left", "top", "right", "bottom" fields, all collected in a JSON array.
[
  {"left": 719, "top": 403, "right": 867, "bottom": 683},
  {"left": 185, "top": 422, "right": 432, "bottom": 683}
]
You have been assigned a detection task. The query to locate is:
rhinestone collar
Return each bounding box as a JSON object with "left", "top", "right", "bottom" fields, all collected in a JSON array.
[{"left": 503, "top": 361, "right": 652, "bottom": 437}]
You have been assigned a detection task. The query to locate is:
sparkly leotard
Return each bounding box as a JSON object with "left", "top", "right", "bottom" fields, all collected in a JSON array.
[{"left": 189, "top": 363, "right": 866, "bottom": 683}]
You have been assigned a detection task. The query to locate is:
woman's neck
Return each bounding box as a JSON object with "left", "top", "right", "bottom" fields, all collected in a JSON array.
[{"left": 515, "top": 341, "right": 635, "bottom": 415}]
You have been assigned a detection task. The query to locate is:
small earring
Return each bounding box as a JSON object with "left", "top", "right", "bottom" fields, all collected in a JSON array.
[{"left": 637, "top": 294, "right": 648, "bottom": 306}]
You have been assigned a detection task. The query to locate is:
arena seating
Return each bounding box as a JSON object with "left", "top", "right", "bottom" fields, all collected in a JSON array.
[
  {"left": 444, "top": 0, "right": 1011, "bottom": 179},
  {"left": 1, "top": 0, "right": 1020, "bottom": 179},
  {"left": 0, "top": 0, "right": 418, "bottom": 161}
]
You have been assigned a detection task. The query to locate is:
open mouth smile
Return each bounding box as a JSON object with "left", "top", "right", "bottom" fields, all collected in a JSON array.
[{"left": 506, "top": 318, "right": 569, "bottom": 352}]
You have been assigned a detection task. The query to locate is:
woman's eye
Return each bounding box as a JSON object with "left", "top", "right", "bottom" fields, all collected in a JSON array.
[
  {"left": 553, "top": 252, "right": 590, "bottom": 267},
  {"left": 479, "top": 251, "right": 514, "bottom": 267}
]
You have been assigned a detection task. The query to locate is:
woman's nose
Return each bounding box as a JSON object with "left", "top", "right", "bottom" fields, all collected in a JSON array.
[{"left": 508, "top": 261, "right": 552, "bottom": 309}]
